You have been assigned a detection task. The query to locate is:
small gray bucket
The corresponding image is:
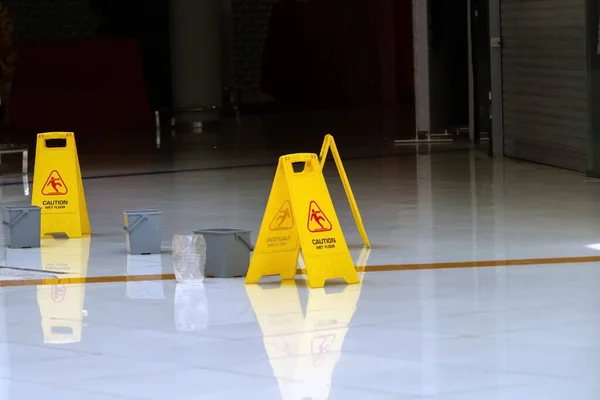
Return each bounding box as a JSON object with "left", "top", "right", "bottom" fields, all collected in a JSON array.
[
  {"left": 192, "top": 228, "right": 254, "bottom": 278},
  {"left": 123, "top": 209, "right": 162, "bottom": 255},
  {"left": 2, "top": 205, "right": 41, "bottom": 248}
]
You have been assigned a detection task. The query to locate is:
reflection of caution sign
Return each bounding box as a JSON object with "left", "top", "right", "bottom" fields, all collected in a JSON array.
[
  {"left": 42, "top": 170, "right": 68, "bottom": 195},
  {"left": 38, "top": 237, "right": 91, "bottom": 344},
  {"left": 246, "top": 279, "right": 363, "bottom": 400},
  {"left": 269, "top": 200, "right": 294, "bottom": 231},
  {"left": 31, "top": 132, "right": 90, "bottom": 238},
  {"left": 311, "top": 334, "right": 335, "bottom": 367},
  {"left": 50, "top": 284, "right": 67, "bottom": 302},
  {"left": 246, "top": 153, "right": 358, "bottom": 288},
  {"left": 307, "top": 201, "right": 331, "bottom": 233}
]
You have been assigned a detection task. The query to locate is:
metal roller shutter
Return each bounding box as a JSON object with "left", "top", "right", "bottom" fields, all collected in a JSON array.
[{"left": 501, "top": 0, "right": 588, "bottom": 171}]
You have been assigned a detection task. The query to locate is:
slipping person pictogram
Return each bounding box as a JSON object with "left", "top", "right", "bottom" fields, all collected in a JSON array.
[
  {"left": 47, "top": 176, "right": 63, "bottom": 194},
  {"left": 41, "top": 170, "right": 68, "bottom": 195},
  {"left": 275, "top": 208, "right": 291, "bottom": 229},
  {"left": 310, "top": 209, "right": 326, "bottom": 230},
  {"left": 269, "top": 200, "right": 294, "bottom": 231},
  {"left": 307, "top": 201, "right": 332, "bottom": 232}
]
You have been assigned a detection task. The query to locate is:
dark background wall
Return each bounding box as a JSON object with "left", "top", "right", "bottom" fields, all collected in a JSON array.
[
  {"left": 231, "top": 0, "right": 415, "bottom": 107},
  {"left": 4, "top": 0, "right": 170, "bottom": 153},
  {"left": 232, "top": 0, "right": 274, "bottom": 98},
  {"left": 5, "top": 0, "right": 418, "bottom": 132},
  {"left": 5, "top": 0, "right": 276, "bottom": 106},
  {"left": 7, "top": 0, "right": 99, "bottom": 42},
  {"left": 94, "top": 0, "right": 172, "bottom": 112},
  {"left": 6, "top": 0, "right": 171, "bottom": 112},
  {"left": 258, "top": 0, "right": 413, "bottom": 108},
  {"left": 395, "top": 0, "right": 414, "bottom": 103}
]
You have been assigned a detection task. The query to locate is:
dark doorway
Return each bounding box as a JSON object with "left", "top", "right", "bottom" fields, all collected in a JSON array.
[
  {"left": 259, "top": 0, "right": 415, "bottom": 110},
  {"left": 470, "top": 0, "right": 492, "bottom": 148},
  {"left": 429, "top": 0, "right": 469, "bottom": 133}
]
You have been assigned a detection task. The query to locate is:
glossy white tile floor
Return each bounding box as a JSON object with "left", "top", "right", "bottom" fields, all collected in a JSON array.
[{"left": 0, "top": 148, "right": 599, "bottom": 398}]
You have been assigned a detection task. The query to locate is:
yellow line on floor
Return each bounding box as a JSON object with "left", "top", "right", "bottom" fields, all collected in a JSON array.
[
  {"left": 355, "top": 255, "right": 600, "bottom": 272},
  {"left": 2, "top": 254, "right": 600, "bottom": 288},
  {"left": 0, "top": 273, "right": 176, "bottom": 288}
]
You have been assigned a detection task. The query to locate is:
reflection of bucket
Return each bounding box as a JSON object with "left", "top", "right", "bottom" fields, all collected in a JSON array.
[{"left": 50, "top": 284, "right": 66, "bottom": 303}]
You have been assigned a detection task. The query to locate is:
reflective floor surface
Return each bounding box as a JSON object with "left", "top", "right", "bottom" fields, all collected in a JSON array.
[{"left": 0, "top": 146, "right": 598, "bottom": 398}]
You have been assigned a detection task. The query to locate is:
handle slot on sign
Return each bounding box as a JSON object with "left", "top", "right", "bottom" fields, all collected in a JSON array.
[
  {"left": 292, "top": 162, "right": 306, "bottom": 173},
  {"left": 283, "top": 154, "right": 318, "bottom": 174},
  {"left": 45, "top": 139, "right": 67, "bottom": 148},
  {"left": 51, "top": 326, "right": 74, "bottom": 335}
]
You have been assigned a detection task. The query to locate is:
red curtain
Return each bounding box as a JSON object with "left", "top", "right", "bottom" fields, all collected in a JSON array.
[
  {"left": 9, "top": 37, "right": 154, "bottom": 152},
  {"left": 261, "top": 0, "right": 309, "bottom": 101},
  {"left": 262, "top": 0, "right": 409, "bottom": 107}
]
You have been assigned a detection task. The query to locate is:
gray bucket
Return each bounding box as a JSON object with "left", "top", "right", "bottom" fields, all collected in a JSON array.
[
  {"left": 123, "top": 209, "right": 162, "bottom": 255},
  {"left": 2, "top": 205, "right": 41, "bottom": 248},
  {"left": 192, "top": 228, "right": 253, "bottom": 278}
]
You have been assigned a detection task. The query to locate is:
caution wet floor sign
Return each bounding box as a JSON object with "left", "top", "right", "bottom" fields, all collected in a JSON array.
[
  {"left": 31, "top": 132, "right": 90, "bottom": 238},
  {"left": 245, "top": 153, "right": 359, "bottom": 288}
]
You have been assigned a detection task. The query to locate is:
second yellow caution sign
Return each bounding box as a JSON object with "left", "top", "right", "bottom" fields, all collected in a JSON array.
[
  {"left": 31, "top": 132, "right": 90, "bottom": 238},
  {"left": 246, "top": 153, "right": 359, "bottom": 288}
]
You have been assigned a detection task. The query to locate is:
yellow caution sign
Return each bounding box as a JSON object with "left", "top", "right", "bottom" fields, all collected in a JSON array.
[
  {"left": 31, "top": 132, "right": 90, "bottom": 238},
  {"left": 37, "top": 237, "right": 91, "bottom": 344},
  {"left": 246, "top": 248, "right": 367, "bottom": 399},
  {"left": 246, "top": 153, "right": 359, "bottom": 288},
  {"left": 319, "top": 134, "right": 370, "bottom": 248}
]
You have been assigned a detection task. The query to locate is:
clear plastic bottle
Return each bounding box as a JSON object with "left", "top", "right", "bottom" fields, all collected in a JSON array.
[{"left": 172, "top": 234, "right": 206, "bottom": 282}]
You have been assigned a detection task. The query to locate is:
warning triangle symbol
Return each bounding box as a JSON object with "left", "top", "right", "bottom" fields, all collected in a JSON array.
[
  {"left": 307, "top": 201, "right": 332, "bottom": 233},
  {"left": 269, "top": 200, "right": 294, "bottom": 231},
  {"left": 311, "top": 333, "right": 336, "bottom": 367},
  {"left": 41, "top": 170, "right": 68, "bottom": 196}
]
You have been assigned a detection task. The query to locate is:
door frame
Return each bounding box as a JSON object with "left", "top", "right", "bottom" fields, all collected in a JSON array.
[{"left": 488, "top": 0, "right": 504, "bottom": 157}]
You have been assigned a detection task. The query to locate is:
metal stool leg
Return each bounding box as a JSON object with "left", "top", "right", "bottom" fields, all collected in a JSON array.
[{"left": 22, "top": 149, "right": 28, "bottom": 175}]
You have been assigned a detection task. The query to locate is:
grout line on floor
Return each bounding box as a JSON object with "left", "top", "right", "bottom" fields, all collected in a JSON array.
[{"left": 0, "top": 265, "right": 67, "bottom": 275}]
